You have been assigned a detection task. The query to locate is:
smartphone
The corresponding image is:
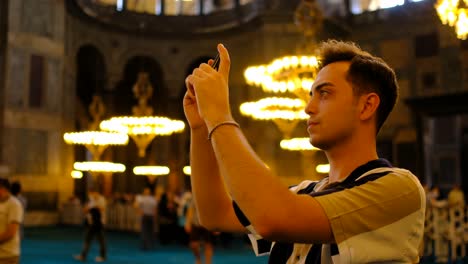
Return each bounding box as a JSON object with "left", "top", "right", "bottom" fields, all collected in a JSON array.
[{"left": 211, "top": 53, "right": 220, "bottom": 70}]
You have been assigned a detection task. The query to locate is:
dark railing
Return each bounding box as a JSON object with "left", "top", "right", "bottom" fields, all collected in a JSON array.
[
  {"left": 24, "top": 191, "right": 58, "bottom": 211},
  {"left": 69, "top": 0, "right": 266, "bottom": 35}
]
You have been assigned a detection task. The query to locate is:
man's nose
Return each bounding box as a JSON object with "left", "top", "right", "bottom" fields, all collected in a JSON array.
[{"left": 304, "top": 97, "right": 317, "bottom": 115}]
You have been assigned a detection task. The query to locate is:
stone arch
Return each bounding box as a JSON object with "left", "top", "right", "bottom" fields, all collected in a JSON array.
[
  {"left": 110, "top": 56, "right": 167, "bottom": 193},
  {"left": 75, "top": 45, "right": 107, "bottom": 130}
]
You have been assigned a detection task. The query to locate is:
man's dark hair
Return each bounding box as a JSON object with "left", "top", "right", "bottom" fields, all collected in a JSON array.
[
  {"left": 317, "top": 39, "right": 399, "bottom": 133},
  {"left": 0, "top": 178, "right": 10, "bottom": 191}
]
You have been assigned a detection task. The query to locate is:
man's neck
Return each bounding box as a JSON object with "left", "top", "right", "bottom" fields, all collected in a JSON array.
[{"left": 325, "top": 138, "right": 378, "bottom": 183}]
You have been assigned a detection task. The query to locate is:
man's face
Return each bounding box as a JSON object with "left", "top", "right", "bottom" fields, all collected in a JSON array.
[{"left": 304, "top": 61, "right": 360, "bottom": 150}]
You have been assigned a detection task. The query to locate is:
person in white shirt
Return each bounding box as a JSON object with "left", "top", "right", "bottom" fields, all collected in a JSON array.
[
  {"left": 0, "top": 178, "right": 23, "bottom": 264},
  {"left": 74, "top": 189, "right": 107, "bottom": 262},
  {"left": 448, "top": 184, "right": 465, "bottom": 207},
  {"left": 134, "top": 187, "right": 157, "bottom": 250}
]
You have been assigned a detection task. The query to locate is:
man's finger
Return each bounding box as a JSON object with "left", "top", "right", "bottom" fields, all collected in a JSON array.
[
  {"left": 199, "top": 63, "right": 215, "bottom": 72},
  {"left": 192, "top": 68, "right": 210, "bottom": 78},
  {"left": 186, "top": 74, "right": 203, "bottom": 88},
  {"left": 183, "top": 91, "right": 196, "bottom": 106},
  {"left": 185, "top": 76, "right": 194, "bottom": 95},
  {"left": 217, "top": 43, "right": 231, "bottom": 78}
]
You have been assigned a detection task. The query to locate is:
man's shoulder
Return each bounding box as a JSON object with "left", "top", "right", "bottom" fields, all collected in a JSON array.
[
  {"left": 357, "top": 166, "right": 420, "bottom": 184},
  {"left": 383, "top": 167, "right": 422, "bottom": 187},
  {"left": 289, "top": 178, "right": 326, "bottom": 194},
  {"left": 357, "top": 167, "right": 425, "bottom": 203}
]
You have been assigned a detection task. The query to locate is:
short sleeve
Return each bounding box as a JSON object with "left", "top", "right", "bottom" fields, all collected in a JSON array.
[
  {"left": 8, "top": 199, "right": 23, "bottom": 224},
  {"left": 231, "top": 180, "right": 319, "bottom": 257},
  {"left": 314, "top": 171, "right": 425, "bottom": 263}
]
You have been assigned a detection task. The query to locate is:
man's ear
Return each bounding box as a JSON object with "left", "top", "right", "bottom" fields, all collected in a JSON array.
[{"left": 359, "top": 93, "right": 380, "bottom": 121}]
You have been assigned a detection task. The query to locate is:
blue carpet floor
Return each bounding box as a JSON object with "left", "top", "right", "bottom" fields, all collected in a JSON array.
[
  {"left": 21, "top": 226, "right": 268, "bottom": 264},
  {"left": 21, "top": 226, "right": 466, "bottom": 264}
]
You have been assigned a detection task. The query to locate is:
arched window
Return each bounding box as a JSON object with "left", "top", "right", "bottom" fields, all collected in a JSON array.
[
  {"left": 76, "top": 45, "right": 107, "bottom": 110},
  {"left": 350, "top": 0, "right": 426, "bottom": 14},
  {"left": 94, "top": 0, "right": 255, "bottom": 16}
]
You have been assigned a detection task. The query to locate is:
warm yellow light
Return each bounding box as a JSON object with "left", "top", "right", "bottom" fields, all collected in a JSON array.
[
  {"left": 74, "top": 161, "right": 126, "bottom": 173},
  {"left": 63, "top": 131, "right": 129, "bottom": 145},
  {"left": 71, "top": 170, "right": 83, "bottom": 179},
  {"left": 244, "top": 55, "right": 318, "bottom": 101},
  {"left": 435, "top": 0, "right": 468, "bottom": 40},
  {"left": 183, "top": 166, "right": 191, "bottom": 175},
  {"left": 100, "top": 116, "right": 185, "bottom": 157},
  {"left": 240, "top": 97, "right": 308, "bottom": 121},
  {"left": 133, "top": 166, "right": 170, "bottom": 176},
  {"left": 456, "top": 8, "right": 468, "bottom": 39},
  {"left": 316, "top": 164, "right": 330, "bottom": 174},
  {"left": 280, "top": 137, "right": 320, "bottom": 151},
  {"left": 100, "top": 116, "right": 185, "bottom": 135}
]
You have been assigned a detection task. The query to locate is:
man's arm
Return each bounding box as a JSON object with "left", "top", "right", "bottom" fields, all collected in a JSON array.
[
  {"left": 190, "top": 127, "right": 246, "bottom": 233},
  {"left": 210, "top": 126, "right": 333, "bottom": 243},
  {"left": 185, "top": 44, "right": 332, "bottom": 242},
  {"left": 0, "top": 222, "right": 18, "bottom": 243}
]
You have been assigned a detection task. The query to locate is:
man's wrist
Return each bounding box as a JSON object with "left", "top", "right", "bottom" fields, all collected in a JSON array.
[
  {"left": 205, "top": 115, "right": 235, "bottom": 132},
  {"left": 191, "top": 126, "right": 209, "bottom": 136},
  {"left": 207, "top": 120, "right": 240, "bottom": 141}
]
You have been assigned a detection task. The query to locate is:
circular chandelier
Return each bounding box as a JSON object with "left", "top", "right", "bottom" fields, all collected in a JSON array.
[
  {"left": 63, "top": 131, "right": 129, "bottom": 145},
  {"left": 240, "top": 97, "right": 308, "bottom": 138},
  {"left": 63, "top": 131, "right": 129, "bottom": 160},
  {"left": 100, "top": 117, "right": 185, "bottom": 135},
  {"left": 74, "top": 161, "right": 126, "bottom": 173},
  {"left": 435, "top": 0, "right": 468, "bottom": 40},
  {"left": 244, "top": 56, "right": 318, "bottom": 101},
  {"left": 240, "top": 97, "right": 308, "bottom": 121},
  {"left": 100, "top": 116, "right": 185, "bottom": 157},
  {"left": 280, "top": 137, "right": 320, "bottom": 151},
  {"left": 133, "top": 166, "right": 170, "bottom": 176}
]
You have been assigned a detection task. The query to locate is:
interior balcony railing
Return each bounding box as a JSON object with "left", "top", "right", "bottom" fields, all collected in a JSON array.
[{"left": 69, "top": 0, "right": 266, "bottom": 35}]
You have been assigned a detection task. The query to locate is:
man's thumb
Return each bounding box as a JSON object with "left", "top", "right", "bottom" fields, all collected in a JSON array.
[{"left": 217, "top": 43, "right": 230, "bottom": 77}]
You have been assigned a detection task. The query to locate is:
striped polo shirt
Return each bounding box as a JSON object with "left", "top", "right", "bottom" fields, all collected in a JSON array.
[{"left": 233, "top": 159, "right": 425, "bottom": 264}]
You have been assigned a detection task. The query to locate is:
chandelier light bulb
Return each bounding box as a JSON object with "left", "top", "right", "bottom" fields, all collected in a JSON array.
[
  {"left": 74, "top": 161, "right": 126, "bottom": 173},
  {"left": 63, "top": 131, "right": 129, "bottom": 146},
  {"left": 316, "top": 164, "right": 330, "bottom": 174},
  {"left": 133, "top": 166, "right": 170, "bottom": 176},
  {"left": 244, "top": 55, "right": 319, "bottom": 100},
  {"left": 240, "top": 97, "right": 308, "bottom": 121},
  {"left": 100, "top": 116, "right": 185, "bottom": 135},
  {"left": 435, "top": 0, "right": 468, "bottom": 40},
  {"left": 183, "top": 166, "right": 191, "bottom": 175},
  {"left": 280, "top": 137, "right": 320, "bottom": 151},
  {"left": 100, "top": 116, "right": 185, "bottom": 157},
  {"left": 71, "top": 170, "right": 83, "bottom": 179}
]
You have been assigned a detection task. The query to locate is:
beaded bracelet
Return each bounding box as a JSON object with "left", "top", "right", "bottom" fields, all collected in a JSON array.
[{"left": 207, "top": 121, "right": 240, "bottom": 141}]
